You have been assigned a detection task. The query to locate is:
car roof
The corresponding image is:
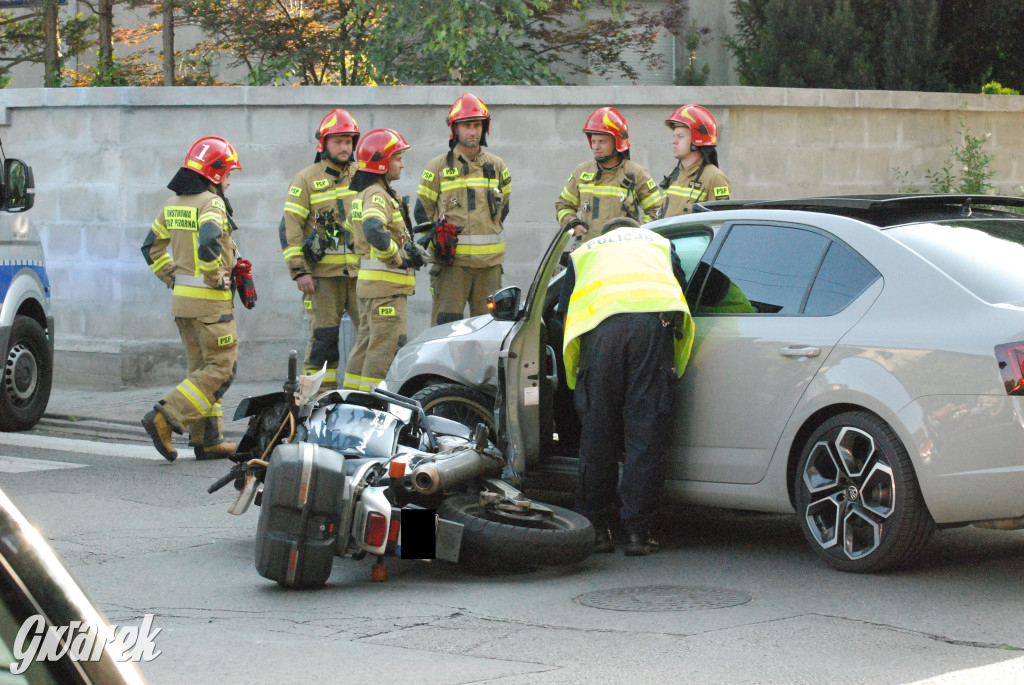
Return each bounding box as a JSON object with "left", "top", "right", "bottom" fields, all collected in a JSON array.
[{"left": 693, "top": 194, "right": 1024, "bottom": 228}]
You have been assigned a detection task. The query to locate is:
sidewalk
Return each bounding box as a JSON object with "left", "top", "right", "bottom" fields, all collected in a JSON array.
[{"left": 41, "top": 380, "right": 283, "bottom": 448}]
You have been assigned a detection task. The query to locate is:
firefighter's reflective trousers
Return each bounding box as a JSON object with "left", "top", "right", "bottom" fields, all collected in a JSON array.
[
  {"left": 158, "top": 313, "right": 238, "bottom": 447},
  {"left": 303, "top": 275, "right": 359, "bottom": 389},
  {"left": 342, "top": 295, "right": 406, "bottom": 391}
]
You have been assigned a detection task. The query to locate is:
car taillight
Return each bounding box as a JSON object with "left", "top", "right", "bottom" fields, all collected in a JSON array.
[
  {"left": 994, "top": 342, "right": 1024, "bottom": 395},
  {"left": 364, "top": 512, "right": 387, "bottom": 547},
  {"left": 388, "top": 520, "right": 400, "bottom": 543}
]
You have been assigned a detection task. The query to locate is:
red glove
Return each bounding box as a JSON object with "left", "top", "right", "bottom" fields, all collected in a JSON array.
[
  {"left": 232, "top": 259, "right": 257, "bottom": 309},
  {"left": 433, "top": 222, "right": 459, "bottom": 266}
]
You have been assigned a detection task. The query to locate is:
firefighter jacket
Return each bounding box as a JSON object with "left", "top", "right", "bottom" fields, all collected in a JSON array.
[
  {"left": 350, "top": 180, "right": 416, "bottom": 299},
  {"left": 662, "top": 159, "right": 731, "bottom": 217},
  {"left": 562, "top": 227, "right": 693, "bottom": 389},
  {"left": 414, "top": 149, "right": 512, "bottom": 268},
  {"left": 280, "top": 159, "right": 359, "bottom": 279},
  {"left": 555, "top": 159, "right": 664, "bottom": 237},
  {"left": 142, "top": 190, "right": 237, "bottom": 319}
]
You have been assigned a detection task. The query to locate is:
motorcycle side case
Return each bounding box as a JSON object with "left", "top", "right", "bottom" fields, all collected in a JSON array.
[{"left": 255, "top": 442, "right": 348, "bottom": 588}]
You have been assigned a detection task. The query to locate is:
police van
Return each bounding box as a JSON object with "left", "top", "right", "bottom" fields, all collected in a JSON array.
[{"left": 0, "top": 151, "right": 52, "bottom": 431}]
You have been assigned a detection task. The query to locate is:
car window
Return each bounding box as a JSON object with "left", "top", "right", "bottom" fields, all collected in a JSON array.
[
  {"left": 803, "top": 241, "right": 880, "bottom": 316},
  {"left": 884, "top": 220, "right": 1024, "bottom": 304},
  {"left": 695, "top": 223, "right": 829, "bottom": 315},
  {"left": 670, "top": 232, "right": 712, "bottom": 284}
]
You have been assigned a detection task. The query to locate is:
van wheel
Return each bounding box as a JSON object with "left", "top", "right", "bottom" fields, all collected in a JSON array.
[
  {"left": 794, "top": 411, "right": 934, "bottom": 573},
  {"left": 0, "top": 315, "right": 52, "bottom": 431},
  {"left": 412, "top": 383, "right": 495, "bottom": 437}
]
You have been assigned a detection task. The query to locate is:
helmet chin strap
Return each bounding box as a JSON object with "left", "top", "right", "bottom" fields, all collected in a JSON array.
[{"left": 594, "top": 152, "right": 618, "bottom": 164}]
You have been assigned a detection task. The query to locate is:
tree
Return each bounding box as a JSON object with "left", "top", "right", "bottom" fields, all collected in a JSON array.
[
  {"left": 367, "top": 0, "right": 691, "bottom": 85},
  {"left": 177, "top": 0, "right": 383, "bottom": 85},
  {"left": 0, "top": 1, "right": 94, "bottom": 87}
]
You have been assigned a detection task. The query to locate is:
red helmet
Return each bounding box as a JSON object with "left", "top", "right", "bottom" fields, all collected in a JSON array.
[
  {"left": 355, "top": 128, "right": 411, "bottom": 175},
  {"left": 447, "top": 93, "right": 491, "bottom": 141},
  {"left": 665, "top": 105, "right": 718, "bottom": 147},
  {"left": 584, "top": 107, "right": 630, "bottom": 153},
  {"left": 316, "top": 108, "right": 360, "bottom": 152},
  {"left": 182, "top": 136, "right": 241, "bottom": 185}
]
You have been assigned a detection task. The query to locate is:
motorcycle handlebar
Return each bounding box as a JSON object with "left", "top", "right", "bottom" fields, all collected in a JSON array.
[{"left": 208, "top": 469, "right": 240, "bottom": 494}]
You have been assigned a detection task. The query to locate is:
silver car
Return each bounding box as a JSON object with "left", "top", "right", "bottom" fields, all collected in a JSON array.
[{"left": 385, "top": 195, "right": 1024, "bottom": 572}]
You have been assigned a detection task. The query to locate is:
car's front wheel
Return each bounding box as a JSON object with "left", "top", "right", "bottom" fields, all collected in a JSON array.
[
  {"left": 794, "top": 411, "right": 934, "bottom": 573},
  {"left": 412, "top": 382, "right": 495, "bottom": 437},
  {"left": 0, "top": 315, "right": 52, "bottom": 432}
]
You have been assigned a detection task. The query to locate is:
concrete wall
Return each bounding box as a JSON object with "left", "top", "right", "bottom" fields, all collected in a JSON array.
[{"left": 2, "top": 85, "right": 1023, "bottom": 390}]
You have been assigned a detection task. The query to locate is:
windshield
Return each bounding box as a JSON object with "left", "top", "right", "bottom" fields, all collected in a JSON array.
[{"left": 885, "top": 219, "right": 1024, "bottom": 304}]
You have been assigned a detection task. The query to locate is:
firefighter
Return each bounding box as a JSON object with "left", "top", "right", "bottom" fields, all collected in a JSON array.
[
  {"left": 555, "top": 107, "right": 664, "bottom": 242},
  {"left": 661, "top": 104, "right": 731, "bottom": 217},
  {"left": 140, "top": 137, "right": 243, "bottom": 462},
  {"left": 414, "top": 93, "right": 512, "bottom": 326},
  {"left": 342, "top": 128, "right": 422, "bottom": 391},
  {"left": 559, "top": 225, "right": 694, "bottom": 555},
  {"left": 279, "top": 108, "right": 361, "bottom": 390}
]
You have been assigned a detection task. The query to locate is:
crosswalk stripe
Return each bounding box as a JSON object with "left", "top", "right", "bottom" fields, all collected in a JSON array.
[
  {"left": 0, "top": 456, "right": 88, "bottom": 473},
  {"left": 0, "top": 433, "right": 168, "bottom": 461}
]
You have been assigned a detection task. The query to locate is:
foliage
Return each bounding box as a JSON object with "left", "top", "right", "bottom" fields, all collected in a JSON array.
[
  {"left": 981, "top": 81, "right": 1019, "bottom": 95},
  {"left": 367, "top": 0, "right": 690, "bottom": 85},
  {"left": 0, "top": 7, "right": 94, "bottom": 86},
  {"left": 726, "top": 0, "right": 873, "bottom": 88},
  {"left": 728, "top": 0, "right": 1024, "bottom": 93},
  {"left": 894, "top": 119, "right": 996, "bottom": 195},
  {"left": 675, "top": 18, "right": 710, "bottom": 86},
  {"left": 176, "top": 0, "right": 383, "bottom": 85}
]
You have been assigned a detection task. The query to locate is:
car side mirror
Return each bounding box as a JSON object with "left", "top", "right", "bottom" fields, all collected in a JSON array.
[
  {"left": 2, "top": 159, "right": 35, "bottom": 213},
  {"left": 487, "top": 286, "right": 521, "bottom": 321}
]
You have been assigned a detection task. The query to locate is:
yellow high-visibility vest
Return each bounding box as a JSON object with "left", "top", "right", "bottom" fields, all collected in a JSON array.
[{"left": 563, "top": 227, "right": 694, "bottom": 388}]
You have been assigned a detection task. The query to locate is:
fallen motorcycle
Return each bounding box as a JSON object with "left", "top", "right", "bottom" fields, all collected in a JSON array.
[{"left": 208, "top": 352, "right": 593, "bottom": 588}]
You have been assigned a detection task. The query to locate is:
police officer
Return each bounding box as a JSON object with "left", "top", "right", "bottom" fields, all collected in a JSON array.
[
  {"left": 415, "top": 93, "right": 512, "bottom": 326},
  {"left": 140, "top": 137, "right": 243, "bottom": 461},
  {"left": 661, "top": 105, "right": 731, "bottom": 217},
  {"left": 342, "top": 128, "right": 420, "bottom": 391},
  {"left": 555, "top": 107, "right": 664, "bottom": 241},
  {"left": 280, "top": 108, "right": 361, "bottom": 390},
  {"left": 559, "top": 225, "right": 694, "bottom": 555}
]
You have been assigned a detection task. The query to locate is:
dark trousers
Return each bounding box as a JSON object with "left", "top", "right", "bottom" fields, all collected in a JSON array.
[{"left": 573, "top": 313, "right": 676, "bottom": 535}]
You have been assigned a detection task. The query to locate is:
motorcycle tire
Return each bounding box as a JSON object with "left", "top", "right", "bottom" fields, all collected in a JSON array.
[
  {"left": 438, "top": 494, "right": 593, "bottom": 568},
  {"left": 411, "top": 383, "right": 495, "bottom": 438}
]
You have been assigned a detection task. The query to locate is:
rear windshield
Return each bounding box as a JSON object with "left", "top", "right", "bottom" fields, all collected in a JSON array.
[{"left": 884, "top": 219, "right": 1024, "bottom": 304}]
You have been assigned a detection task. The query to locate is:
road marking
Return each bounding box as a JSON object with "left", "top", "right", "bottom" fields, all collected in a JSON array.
[
  {"left": 0, "top": 456, "right": 88, "bottom": 473},
  {"left": 0, "top": 433, "right": 168, "bottom": 461}
]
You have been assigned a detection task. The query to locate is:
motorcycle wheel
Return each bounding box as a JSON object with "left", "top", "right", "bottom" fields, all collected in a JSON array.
[{"left": 438, "top": 494, "right": 593, "bottom": 567}]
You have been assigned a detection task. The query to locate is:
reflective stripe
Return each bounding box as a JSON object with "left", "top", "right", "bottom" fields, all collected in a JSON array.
[
  {"left": 418, "top": 185, "right": 439, "bottom": 201},
  {"left": 177, "top": 378, "right": 212, "bottom": 413},
  {"left": 455, "top": 233, "right": 505, "bottom": 255},
  {"left": 282, "top": 246, "right": 303, "bottom": 259},
  {"left": 666, "top": 186, "right": 704, "bottom": 200},
  {"left": 557, "top": 208, "right": 576, "bottom": 223},
  {"left": 357, "top": 269, "right": 416, "bottom": 286},
  {"left": 173, "top": 284, "right": 233, "bottom": 301},
  {"left": 560, "top": 187, "right": 579, "bottom": 203},
  {"left": 320, "top": 253, "right": 359, "bottom": 264},
  {"left": 284, "top": 202, "right": 310, "bottom": 218},
  {"left": 202, "top": 403, "right": 223, "bottom": 418},
  {"left": 151, "top": 220, "right": 169, "bottom": 239},
  {"left": 149, "top": 254, "right": 172, "bottom": 272}
]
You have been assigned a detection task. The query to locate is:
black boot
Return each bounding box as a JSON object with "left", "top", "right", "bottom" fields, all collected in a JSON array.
[
  {"left": 594, "top": 527, "right": 615, "bottom": 554},
  {"left": 624, "top": 531, "right": 659, "bottom": 557}
]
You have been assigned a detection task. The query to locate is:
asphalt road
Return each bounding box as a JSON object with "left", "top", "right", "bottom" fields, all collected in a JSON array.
[{"left": 2, "top": 428, "right": 1023, "bottom": 684}]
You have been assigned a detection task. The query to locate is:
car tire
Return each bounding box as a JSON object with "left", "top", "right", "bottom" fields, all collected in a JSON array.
[
  {"left": 794, "top": 411, "right": 935, "bottom": 573},
  {"left": 438, "top": 494, "right": 593, "bottom": 567},
  {"left": 412, "top": 382, "right": 495, "bottom": 437},
  {"left": 0, "top": 315, "right": 52, "bottom": 432}
]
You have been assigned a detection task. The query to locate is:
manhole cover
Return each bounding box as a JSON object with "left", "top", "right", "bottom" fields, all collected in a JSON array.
[{"left": 574, "top": 585, "right": 752, "bottom": 612}]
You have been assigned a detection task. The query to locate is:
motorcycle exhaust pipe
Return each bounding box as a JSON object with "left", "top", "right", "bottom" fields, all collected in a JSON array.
[{"left": 411, "top": 448, "right": 498, "bottom": 495}]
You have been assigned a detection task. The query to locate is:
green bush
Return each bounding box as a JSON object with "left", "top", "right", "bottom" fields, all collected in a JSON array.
[{"left": 981, "top": 81, "right": 1019, "bottom": 95}]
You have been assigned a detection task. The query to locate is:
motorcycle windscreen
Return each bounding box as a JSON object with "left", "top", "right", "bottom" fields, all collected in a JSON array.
[{"left": 304, "top": 404, "right": 402, "bottom": 459}]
